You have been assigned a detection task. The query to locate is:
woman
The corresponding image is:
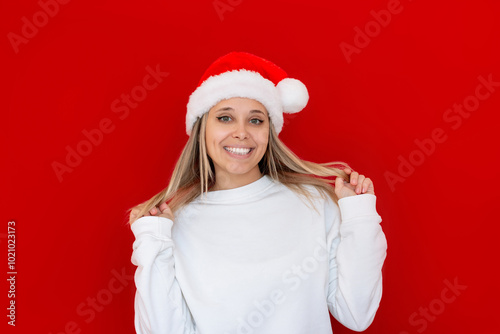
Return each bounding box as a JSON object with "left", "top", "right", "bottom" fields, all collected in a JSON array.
[{"left": 128, "top": 51, "right": 387, "bottom": 334}]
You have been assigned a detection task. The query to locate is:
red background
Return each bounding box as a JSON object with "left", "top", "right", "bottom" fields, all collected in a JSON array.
[{"left": 3, "top": 0, "right": 499, "bottom": 333}]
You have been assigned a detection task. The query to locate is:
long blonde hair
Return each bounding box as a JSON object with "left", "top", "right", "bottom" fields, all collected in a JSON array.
[{"left": 127, "top": 112, "right": 351, "bottom": 223}]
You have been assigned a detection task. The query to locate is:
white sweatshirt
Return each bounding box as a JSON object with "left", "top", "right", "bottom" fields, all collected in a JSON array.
[{"left": 130, "top": 174, "right": 387, "bottom": 334}]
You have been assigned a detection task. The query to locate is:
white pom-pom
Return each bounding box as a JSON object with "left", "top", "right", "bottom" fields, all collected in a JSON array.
[{"left": 276, "top": 78, "right": 309, "bottom": 113}]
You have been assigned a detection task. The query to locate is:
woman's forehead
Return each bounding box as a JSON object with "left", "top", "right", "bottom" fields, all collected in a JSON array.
[{"left": 210, "top": 98, "right": 268, "bottom": 115}]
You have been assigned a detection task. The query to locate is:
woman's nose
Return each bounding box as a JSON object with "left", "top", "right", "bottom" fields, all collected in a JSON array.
[{"left": 232, "top": 121, "right": 249, "bottom": 139}]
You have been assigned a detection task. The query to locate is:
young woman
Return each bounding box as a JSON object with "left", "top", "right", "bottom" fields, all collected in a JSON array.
[{"left": 128, "top": 52, "right": 387, "bottom": 334}]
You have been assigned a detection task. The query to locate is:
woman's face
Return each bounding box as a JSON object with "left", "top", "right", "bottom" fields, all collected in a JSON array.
[{"left": 205, "top": 97, "right": 269, "bottom": 187}]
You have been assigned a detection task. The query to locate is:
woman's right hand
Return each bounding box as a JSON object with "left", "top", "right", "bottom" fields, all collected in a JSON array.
[{"left": 129, "top": 201, "right": 175, "bottom": 226}]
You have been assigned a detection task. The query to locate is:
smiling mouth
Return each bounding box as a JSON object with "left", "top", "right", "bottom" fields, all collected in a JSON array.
[{"left": 223, "top": 146, "right": 254, "bottom": 155}]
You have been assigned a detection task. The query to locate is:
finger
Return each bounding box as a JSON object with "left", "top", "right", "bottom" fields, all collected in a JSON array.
[
  {"left": 335, "top": 175, "right": 345, "bottom": 195},
  {"left": 356, "top": 174, "right": 366, "bottom": 194},
  {"left": 159, "top": 201, "right": 169, "bottom": 213},
  {"left": 364, "top": 178, "right": 375, "bottom": 194},
  {"left": 158, "top": 202, "right": 175, "bottom": 221},
  {"left": 350, "top": 171, "right": 359, "bottom": 186},
  {"left": 149, "top": 207, "right": 158, "bottom": 215},
  {"left": 344, "top": 167, "right": 352, "bottom": 175},
  {"left": 361, "top": 177, "right": 370, "bottom": 193}
]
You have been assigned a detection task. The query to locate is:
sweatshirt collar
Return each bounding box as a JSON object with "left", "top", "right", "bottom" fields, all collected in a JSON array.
[{"left": 195, "top": 174, "right": 275, "bottom": 203}]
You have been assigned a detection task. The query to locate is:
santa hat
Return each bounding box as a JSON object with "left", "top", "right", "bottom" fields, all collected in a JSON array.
[{"left": 186, "top": 51, "right": 309, "bottom": 136}]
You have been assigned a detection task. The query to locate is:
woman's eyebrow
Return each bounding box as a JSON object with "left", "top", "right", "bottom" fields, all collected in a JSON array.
[
  {"left": 249, "top": 109, "right": 265, "bottom": 115},
  {"left": 215, "top": 107, "right": 266, "bottom": 116},
  {"left": 215, "top": 107, "right": 234, "bottom": 112}
]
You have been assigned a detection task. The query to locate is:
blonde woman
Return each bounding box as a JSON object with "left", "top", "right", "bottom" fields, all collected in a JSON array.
[{"left": 128, "top": 52, "right": 387, "bottom": 334}]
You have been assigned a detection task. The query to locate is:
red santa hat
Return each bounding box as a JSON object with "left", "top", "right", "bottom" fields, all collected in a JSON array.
[{"left": 186, "top": 51, "right": 309, "bottom": 136}]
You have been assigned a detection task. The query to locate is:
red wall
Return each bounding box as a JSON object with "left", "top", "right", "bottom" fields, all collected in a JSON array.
[{"left": 3, "top": 0, "right": 499, "bottom": 333}]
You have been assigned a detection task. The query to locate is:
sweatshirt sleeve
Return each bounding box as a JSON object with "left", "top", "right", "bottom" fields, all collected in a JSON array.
[
  {"left": 130, "top": 215, "right": 197, "bottom": 334},
  {"left": 325, "top": 194, "right": 387, "bottom": 332}
]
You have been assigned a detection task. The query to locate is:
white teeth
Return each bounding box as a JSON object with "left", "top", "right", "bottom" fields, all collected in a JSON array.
[{"left": 224, "top": 147, "right": 252, "bottom": 155}]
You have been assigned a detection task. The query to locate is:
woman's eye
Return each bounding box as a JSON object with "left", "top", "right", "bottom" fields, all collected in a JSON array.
[
  {"left": 250, "top": 118, "right": 263, "bottom": 125},
  {"left": 217, "top": 116, "right": 263, "bottom": 125},
  {"left": 217, "top": 116, "right": 231, "bottom": 122}
]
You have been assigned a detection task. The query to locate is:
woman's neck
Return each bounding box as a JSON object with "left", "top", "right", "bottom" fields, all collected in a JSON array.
[{"left": 210, "top": 171, "right": 263, "bottom": 192}]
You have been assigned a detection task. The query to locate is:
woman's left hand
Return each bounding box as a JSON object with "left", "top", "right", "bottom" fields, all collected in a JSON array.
[{"left": 335, "top": 167, "right": 375, "bottom": 199}]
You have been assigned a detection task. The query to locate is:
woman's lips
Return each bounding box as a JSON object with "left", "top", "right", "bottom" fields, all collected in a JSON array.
[{"left": 223, "top": 146, "right": 254, "bottom": 157}]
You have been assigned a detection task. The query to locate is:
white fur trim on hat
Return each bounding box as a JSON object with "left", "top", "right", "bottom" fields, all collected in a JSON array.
[{"left": 186, "top": 69, "right": 284, "bottom": 136}]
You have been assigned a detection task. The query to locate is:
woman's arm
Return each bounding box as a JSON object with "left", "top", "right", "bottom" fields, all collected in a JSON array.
[
  {"left": 131, "top": 215, "right": 196, "bottom": 334},
  {"left": 325, "top": 193, "right": 387, "bottom": 332}
]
